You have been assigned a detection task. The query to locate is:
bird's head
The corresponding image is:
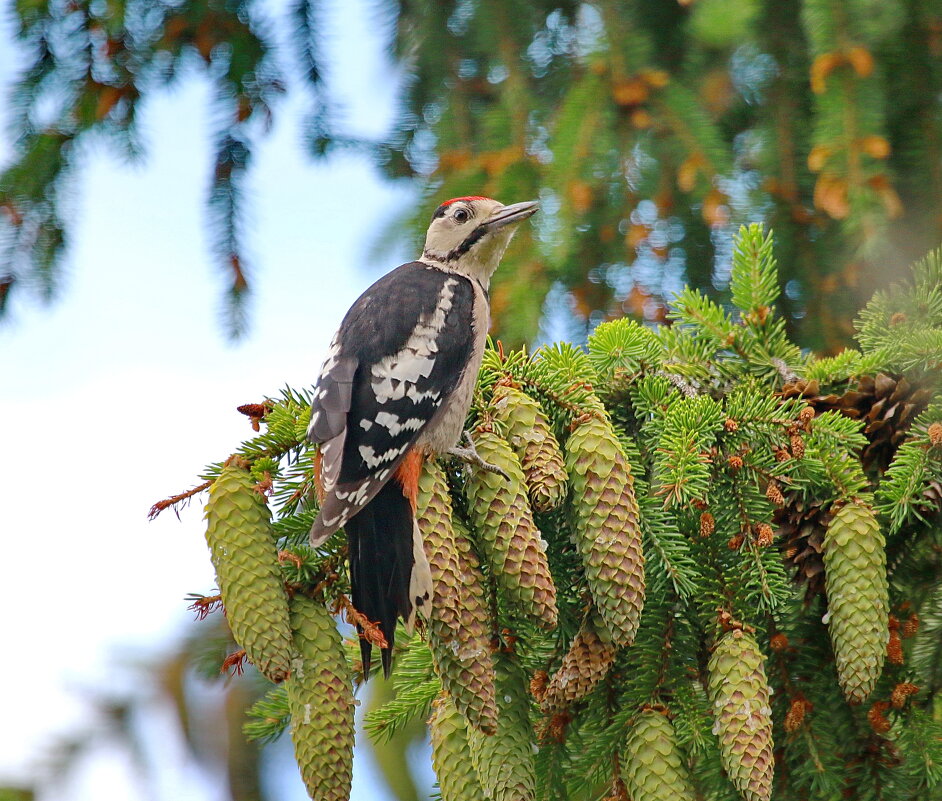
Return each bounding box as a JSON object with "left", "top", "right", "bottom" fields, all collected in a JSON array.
[{"left": 421, "top": 196, "right": 538, "bottom": 286}]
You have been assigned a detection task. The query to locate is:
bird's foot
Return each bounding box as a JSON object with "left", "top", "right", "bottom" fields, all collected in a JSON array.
[{"left": 449, "top": 431, "right": 510, "bottom": 480}]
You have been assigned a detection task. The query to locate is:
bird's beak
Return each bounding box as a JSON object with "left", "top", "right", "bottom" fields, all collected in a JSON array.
[{"left": 482, "top": 200, "right": 539, "bottom": 231}]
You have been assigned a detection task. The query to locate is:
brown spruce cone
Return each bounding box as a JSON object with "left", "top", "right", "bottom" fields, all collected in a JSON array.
[
  {"left": 707, "top": 630, "right": 774, "bottom": 801},
  {"left": 464, "top": 430, "right": 558, "bottom": 630},
  {"left": 540, "top": 613, "right": 616, "bottom": 714},
  {"left": 417, "top": 461, "right": 498, "bottom": 734},
  {"left": 491, "top": 384, "right": 568, "bottom": 512},
  {"left": 773, "top": 492, "right": 836, "bottom": 600},
  {"left": 781, "top": 373, "right": 931, "bottom": 471}
]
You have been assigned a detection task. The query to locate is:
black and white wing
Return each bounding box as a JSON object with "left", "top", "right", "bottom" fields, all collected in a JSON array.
[{"left": 307, "top": 261, "right": 476, "bottom": 544}]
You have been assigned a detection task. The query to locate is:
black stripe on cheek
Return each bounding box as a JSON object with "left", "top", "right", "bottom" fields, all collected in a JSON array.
[{"left": 445, "top": 225, "right": 487, "bottom": 260}]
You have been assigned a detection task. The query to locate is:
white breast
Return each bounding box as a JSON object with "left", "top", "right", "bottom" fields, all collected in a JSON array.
[{"left": 417, "top": 278, "right": 490, "bottom": 453}]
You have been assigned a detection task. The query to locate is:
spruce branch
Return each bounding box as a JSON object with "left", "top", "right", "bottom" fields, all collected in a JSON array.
[
  {"left": 167, "top": 230, "right": 942, "bottom": 800},
  {"left": 244, "top": 685, "right": 290, "bottom": 744},
  {"left": 364, "top": 677, "right": 440, "bottom": 744},
  {"left": 730, "top": 224, "right": 779, "bottom": 320},
  {"left": 876, "top": 404, "right": 942, "bottom": 533}
]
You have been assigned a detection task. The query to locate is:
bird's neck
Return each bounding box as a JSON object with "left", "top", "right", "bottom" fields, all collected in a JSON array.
[{"left": 419, "top": 253, "right": 498, "bottom": 293}]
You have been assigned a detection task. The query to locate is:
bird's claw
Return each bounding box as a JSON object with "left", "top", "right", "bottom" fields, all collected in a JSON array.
[{"left": 449, "top": 431, "right": 510, "bottom": 480}]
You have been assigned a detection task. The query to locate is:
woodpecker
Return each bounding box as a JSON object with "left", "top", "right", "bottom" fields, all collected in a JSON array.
[{"left": 307, "top": 196, "right": 538, "bottom": 677}]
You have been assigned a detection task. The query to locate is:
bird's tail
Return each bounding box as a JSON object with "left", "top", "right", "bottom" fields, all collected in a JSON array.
[{"left": 345, "top": 475, "right": 431, "bottom": 678}]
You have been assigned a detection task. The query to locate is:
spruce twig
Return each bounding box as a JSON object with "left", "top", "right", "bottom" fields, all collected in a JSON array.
[{"left": 148, "top": 481, "right": 213, "bottom": 520}]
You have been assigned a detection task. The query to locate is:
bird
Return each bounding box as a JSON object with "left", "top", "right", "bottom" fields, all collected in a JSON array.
[{"left": 306, "top": 196, "right": 539, "bottom": 677}]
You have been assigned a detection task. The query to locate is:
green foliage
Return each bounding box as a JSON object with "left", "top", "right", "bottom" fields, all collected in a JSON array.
[
  {"left": 9, "top": 1, "right": 942, "bottom": 349},
  {"left": 803, "top": 411, "right": 870, "bottom": 499},
  {"left": 913, "top": 582, "right": 942, "bottom": 698},
  {"left": 363, "top": 635, "right": 439, "bottom": 745},
  {"left": 856, "top": 248, "right": 942, "bottom": 374},
  {"left": 386, "top": 0, "right": 942, "bottom": 350},
  {"left": 802, "top": 348, "right": 888, "bottom": 385},
  {"left": 877, "top": 405, "right": 942, "bottom": 533},
  {"left": 586, "top": 317, "right": 661, "bottom": 387},
  {"left": 244, "top": 685, "right": 290, "bottom": 744},
  {"left": 652, "top": 395, "right": 725, "bottom": 508},
  {"left": 169, "top": 228, "right": 942, "bottom": 800},
  {"left": 730, "top": 225, "right": 780, "bottom": 319},
  {"left": 2, "top": 0, "right": 318, "bottom": 336}
]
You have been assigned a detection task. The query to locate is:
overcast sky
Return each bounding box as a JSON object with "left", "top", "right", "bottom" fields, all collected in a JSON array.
[{"left": 0, "top": 1, "right": 425, "bottom": 798}]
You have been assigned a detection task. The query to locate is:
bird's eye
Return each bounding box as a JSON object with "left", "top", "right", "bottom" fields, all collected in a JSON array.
[{"left": 453, "top": 208, "right": 470, "bottom": 223}]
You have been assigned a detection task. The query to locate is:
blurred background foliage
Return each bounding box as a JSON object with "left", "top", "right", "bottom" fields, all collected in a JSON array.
[
  {"left": 5, "top": 0, "right": 942, "bottom": 799},
  {"left": 5, "top": 0, "right": 942, "bottom": 349},
  {"left": 0, "top": 609, "right": 431, "bottom": 801}
]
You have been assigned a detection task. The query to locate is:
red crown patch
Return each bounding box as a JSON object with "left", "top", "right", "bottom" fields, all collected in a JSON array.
[{"left": 442, "top": 196, "right": 488, "bottom": 206}]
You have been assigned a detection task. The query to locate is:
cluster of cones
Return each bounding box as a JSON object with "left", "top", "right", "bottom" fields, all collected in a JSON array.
[
  {"left": 777, "top": 372, "right": 933, "bottom": 598},
  {"left": 204, "top": 459, "right": 354, "bottom": 801},
  {"left": 419, "top": 383, "right": 647, "bottom": 799}
]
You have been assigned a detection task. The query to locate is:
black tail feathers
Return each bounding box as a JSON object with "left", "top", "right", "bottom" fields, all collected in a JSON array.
[{"left": 345, "top": 479, "right": 415, "bottom": 678}]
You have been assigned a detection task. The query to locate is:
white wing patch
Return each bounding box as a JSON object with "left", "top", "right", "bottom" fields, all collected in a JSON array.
[
  {"left": 358, "top": 443, "right": 407, "bottom": 469},
  {"left": 370, "top": 278, "right": 458, "bottom": 406},
  {"left": 316, "top": 477, "right": 376, "bottom": 538},
  {"left": 312, "top": 274, "right": 468, "bottom": 546},
  {"left": 375, "top": 411, "right": 425, "bottom": 437},
  {"left": 335, "top": 481, "right": 374, "bottom": 506},
  {"left": 406, "top": 385, "right": 441, "bottom": 403}
]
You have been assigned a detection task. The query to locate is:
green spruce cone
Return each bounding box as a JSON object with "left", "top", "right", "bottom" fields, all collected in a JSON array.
[
  {"left": 286, "top": 594, "right": 355, "bottom": 801},
  {"left": 823, "top": 501, "right": 889, "bottom": 704},
  {"left": 468, "top": 657, "right": 537, "bottom": 801},
  {"left": 540, "top": 614, "right": 615, "bottom": 713},
  {"left": 464, "top": 431, "right": 558, "bottom": 629},
  {"left": 707, "top": 631, "right": 774, "bottom": 801},
  {"left": 430, "top": 695, "right": 487, "bottom": 801},
  {"left": 622, "top": 710, "right": 697, "bottom": 801},
  {"left": 565, "top": 415, "right": 645, "bottom": 646},
  {"left": 417, "top": 461, "right": 498, "bottom": 734},
  {"left": 491, "top": 384, "right": 568, "bottom": 512},
  {"left": 204, "top": 460, "right": 294, "bottom": 683}
]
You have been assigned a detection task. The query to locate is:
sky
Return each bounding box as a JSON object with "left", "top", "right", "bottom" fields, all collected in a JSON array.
[{"left": 0, "top": 0, "right": 428, "bottom": 798}]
